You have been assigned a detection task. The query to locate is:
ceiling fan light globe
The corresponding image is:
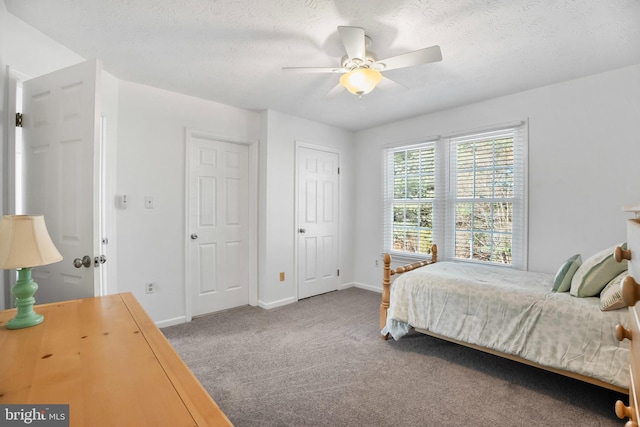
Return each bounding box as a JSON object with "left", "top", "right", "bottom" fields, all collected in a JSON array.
[{"left": 339, "top": 68, "right": 382, "bottom": 96}]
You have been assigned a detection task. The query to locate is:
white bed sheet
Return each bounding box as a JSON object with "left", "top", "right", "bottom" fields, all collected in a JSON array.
[{"left": 384, "top": 261, "right": 629, "bottom": 388}]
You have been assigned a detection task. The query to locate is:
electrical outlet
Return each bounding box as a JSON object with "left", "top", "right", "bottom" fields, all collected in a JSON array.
[
  {"left": 279, "top": 272, "right": 285, "bottom": 281},
  {"left": 146, "top": 283, "right": 155, "bottom": 293},
  {"left": 375, "top": 259, "right": 379, "bottom": 267}
]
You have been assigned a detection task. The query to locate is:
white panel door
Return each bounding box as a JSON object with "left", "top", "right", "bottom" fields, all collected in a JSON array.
[
  {"left": 297, "top": 146, "right": 339, "bottom": 299},
  {"left": 22, "top": 59, "right": 102, "bottom": 303},
  {"left": 188, "top": 134, "right": 249, "bottom": 316}
]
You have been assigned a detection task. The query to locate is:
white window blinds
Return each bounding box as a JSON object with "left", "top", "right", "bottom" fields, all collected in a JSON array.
[
  {"left": 382, "top": 141, "right": 438, "bottom": 259},
  {"left": 382, "top": 122, "right": 527, "bottom": 268},
  {"left": 445, "top": 124, "right": 527, "bottom": 268}
]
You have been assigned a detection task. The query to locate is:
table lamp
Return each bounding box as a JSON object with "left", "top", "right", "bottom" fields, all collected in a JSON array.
[{"left": 0, "top": 215, "right": 63, "bottom": 329}]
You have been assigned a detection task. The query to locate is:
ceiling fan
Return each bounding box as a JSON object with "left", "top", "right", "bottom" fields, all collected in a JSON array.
[{"left": 282, "top": 26, "right": 442, "bottom": 98}]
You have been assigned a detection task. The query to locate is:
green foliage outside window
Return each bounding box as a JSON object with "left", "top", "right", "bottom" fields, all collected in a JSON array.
[
  {"left": 454, "top": 137, "right": 514, "bottom": 264},
  {"left": 392, "top": 147, "right": 434, "bottom": 255}
]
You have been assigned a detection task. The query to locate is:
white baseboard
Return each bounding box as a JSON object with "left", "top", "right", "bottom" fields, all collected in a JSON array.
[
  {"left": 353, "top": 282, "right": 382, "bottom": 293},
  {"left": 157, "top": 285, "right": 380, "bottom": 325},
  {"left": 339, "top": 282, "right": 354, "bottom": 290},
  {"left": 156, "top": 316, "right": 187, "bottom": 328},
  {"left": 258, "top": 296, "right": 297, "bottom": 310}
]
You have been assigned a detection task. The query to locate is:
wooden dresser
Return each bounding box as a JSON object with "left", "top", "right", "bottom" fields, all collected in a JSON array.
[
  {"left": 616, "top": 214, "right": 640, "bottom": 426},
  {"left": 0, "top": 292, "right": 232, "bottom": 427}
]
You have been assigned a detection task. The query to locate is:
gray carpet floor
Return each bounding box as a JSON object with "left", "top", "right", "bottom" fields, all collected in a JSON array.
[{"left": 162, "top": 287, "right": 627, "bottom": 426}]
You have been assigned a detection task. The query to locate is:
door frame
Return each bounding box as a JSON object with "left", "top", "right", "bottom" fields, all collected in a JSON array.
[
  {"left": 184, "top": 128, "right": 258, "bottom": 322},
  {"left": 3, "top": 66, "right": 31, "bottom": 308},
  {"left": 294, "top": 141, "right": 341, "bottom": 301}
]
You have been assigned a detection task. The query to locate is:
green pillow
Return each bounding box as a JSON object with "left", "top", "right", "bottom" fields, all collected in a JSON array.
[
  {"left": 552, "top": 254, "right": 581, "bottom": 292},
  {"left": 570, "top": 243, "right": 628, "bottom": 297}
]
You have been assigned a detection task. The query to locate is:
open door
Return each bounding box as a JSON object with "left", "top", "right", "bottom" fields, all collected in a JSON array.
[{"left": 21, "top": 59, "right": 104, "bottom": 303}]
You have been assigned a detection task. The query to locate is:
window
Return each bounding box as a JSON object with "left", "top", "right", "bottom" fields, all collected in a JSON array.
[
  {"left": 383, "top": 123, "right": 527, "bottom": 268},
  {"left": 385, "top": 143, "right": 436, "bottom": 255}
]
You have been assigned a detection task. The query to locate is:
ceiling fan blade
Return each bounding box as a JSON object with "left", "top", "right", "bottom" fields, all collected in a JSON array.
[
  {"left": 377, "top": 45, "right": 442, "bottom": 71},
  {"left": 337, "top": 26, "right": 366, "bottom": 60},
  {"left": 376, "top": 75, "right": 407, "bottom": 90},
  {"left": 325, "top": 83, "right": 345, "bottom": 99},
  {"left": 282, "top": 66, "right": 346, "bottom": 74}
]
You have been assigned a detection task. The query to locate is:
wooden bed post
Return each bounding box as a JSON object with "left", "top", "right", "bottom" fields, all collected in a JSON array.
[
  {"left": 380, "top": 244, "right": 437, "bottom": 341},
  {"left": 380, "top": 253, "right": 392, "bottom": 340}
]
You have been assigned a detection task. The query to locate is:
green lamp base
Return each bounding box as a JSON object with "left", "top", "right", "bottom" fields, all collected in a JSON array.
[{"left": 6, "top": 267, "right": 44, "bottom": 330}]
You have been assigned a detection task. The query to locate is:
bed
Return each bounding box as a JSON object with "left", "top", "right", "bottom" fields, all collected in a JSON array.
[{"left": 379, "top": 244, "right": 630, "bottom": 393}]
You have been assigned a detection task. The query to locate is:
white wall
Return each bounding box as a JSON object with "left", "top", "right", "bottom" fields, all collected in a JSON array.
[
  {"left": 2, "top": 13, "right": 84, "bottom": 79},
  {"left": 353, "top": 64, "right": 640, "bottom": 290},
  {"left": 117, "top": 96, "right": 356, "bottom": 323},
  {"left": 258, "top": 110, "right": 355, "bottom": 308},
  {"left": 116, "top": 81, "right": 260, "bottom": 324}
]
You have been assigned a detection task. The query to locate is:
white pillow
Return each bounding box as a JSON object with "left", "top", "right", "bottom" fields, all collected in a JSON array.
[{"left": 570, "top": 243, "right": 628, "bottom": 297}]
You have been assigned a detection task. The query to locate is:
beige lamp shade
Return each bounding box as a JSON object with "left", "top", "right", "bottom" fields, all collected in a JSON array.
[
  {"left": 0, "top": 215, "right": 63, "bottom": 269},
  {"left": 339, "top": 68, "right": 382, "bottom": 96}
]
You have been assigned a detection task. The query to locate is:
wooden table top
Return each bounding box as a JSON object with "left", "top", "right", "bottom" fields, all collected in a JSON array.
[{"left": 0, "top": 292, "right": 232, "bottom": 427}]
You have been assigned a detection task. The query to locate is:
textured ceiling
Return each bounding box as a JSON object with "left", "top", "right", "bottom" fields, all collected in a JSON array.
[{"left": 5, "top": 0, "right": 640, "bottom": 131}]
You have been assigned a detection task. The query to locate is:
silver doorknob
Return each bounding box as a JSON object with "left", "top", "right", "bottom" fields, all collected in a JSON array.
[
  {"left": 299, "top": 228, "right": 306, "bottom": 233},
  {"left": 73, "top": 255, "right": 92, "bottom": 268},
  {"left": 190, "top": 233, "right": 198, "bottom": 240}
]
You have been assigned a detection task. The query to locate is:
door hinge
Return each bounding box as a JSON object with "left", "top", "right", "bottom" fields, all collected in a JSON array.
[
  {"left": 337, "top": 167, "right": 340, "bottom": 175},
  {"left": 337, "top": 269, "right": 340, "bottom": 277},
  {"left": 15, "top": 113, "right": 23, "bottom": 127}
]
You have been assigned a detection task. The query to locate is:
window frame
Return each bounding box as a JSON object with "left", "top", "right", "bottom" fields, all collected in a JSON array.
[
  {"left": 382, "top": 141, "right": 438, "bottom": 261},
  {"left": 382, "top": 122, "right": 528, "bottom": 269}
]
